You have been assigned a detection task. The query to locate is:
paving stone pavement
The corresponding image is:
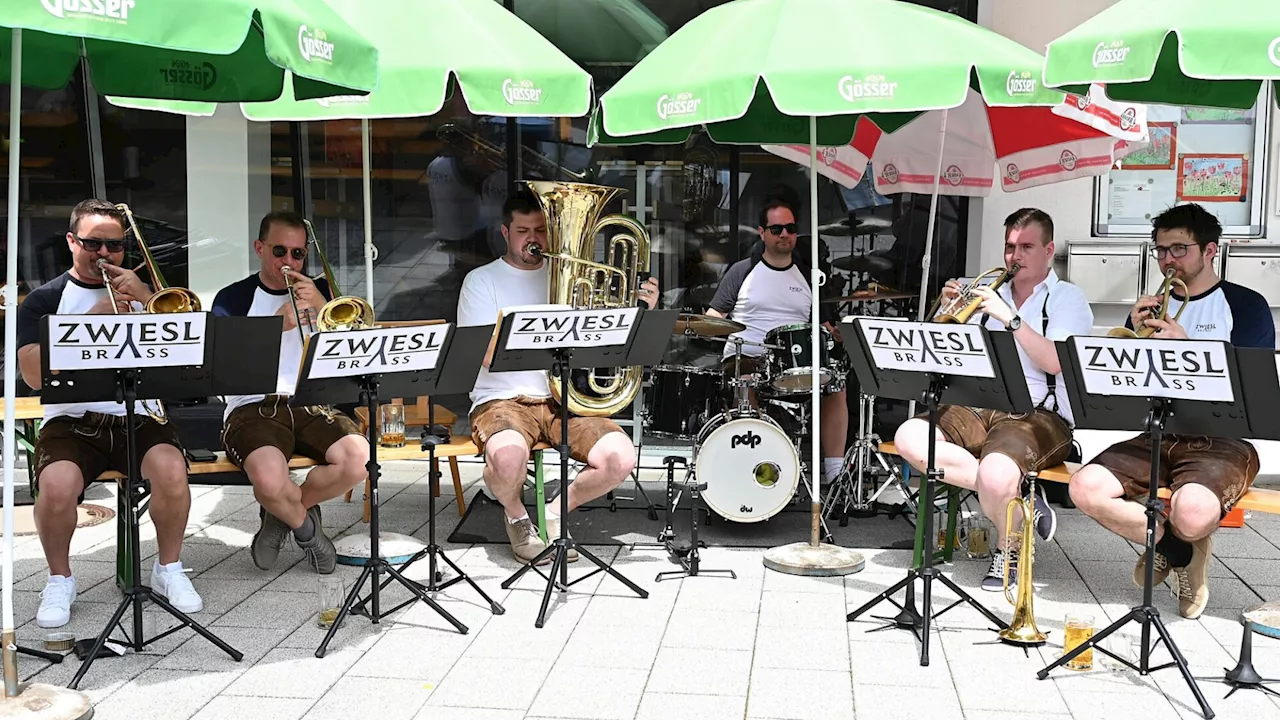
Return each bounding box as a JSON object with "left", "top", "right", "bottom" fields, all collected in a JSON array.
[{"left": 8, "top": 458, "right": 1280, "bottom": 720}]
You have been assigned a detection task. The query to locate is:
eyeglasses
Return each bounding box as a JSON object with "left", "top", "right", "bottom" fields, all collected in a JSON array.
[
  {"left": 1151, "top": 244, "right": 1194, "bottom": 260},
  {"left": 268, "top": 244, "right": 308, "bottom": 261},
  {"left": 74, "top": 236, "right": 126, "bottom": 253},
  {"left": 765, "top": 223, "right": 799, "bottom": 236}
]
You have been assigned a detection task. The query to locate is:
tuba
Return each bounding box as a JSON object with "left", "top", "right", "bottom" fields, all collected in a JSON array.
[
  {"left": 1107, "top": 267, "right": 1187, "bottom": 338},
  {"left": 282, "top": 219, "right": 375, "bottom": 348},
  {"left": 999, "top": 472, "right": 1048, "bottom": 646},
  {"left": 526, "top": 180, "right": 651, "bottom": 417},
  {"left": 928, "top": 264, "right": 1020, "bottom": 324}
]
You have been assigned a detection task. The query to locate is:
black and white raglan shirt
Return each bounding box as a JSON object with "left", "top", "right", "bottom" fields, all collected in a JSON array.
[
  {"left": 210, "top": 273, "right": 332, "bottom": 421},
  {"left": 1123, "top": 280, "right": 1275, "bottom": 349},
  {"left": 708, "top": 248, "right": 832, "bottom": 361},
  {"left": 15, "top": 272, "right": 146, "bottom": 423}
]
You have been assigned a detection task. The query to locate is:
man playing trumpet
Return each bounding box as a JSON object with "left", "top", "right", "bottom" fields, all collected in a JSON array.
[
  {"left": 1069, "top": 203, "right": 1273, "bottom": 619},
  {"left": 210, "top": 211, "right": 368, "bottom": 574},
  {"left": 893, "top": 208, "right": 1094, "bottom": 591}
]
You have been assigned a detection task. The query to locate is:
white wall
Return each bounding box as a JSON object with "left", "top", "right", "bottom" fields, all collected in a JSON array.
[{"left": 184, "top": 104, "right": 272, "bottom": 309}]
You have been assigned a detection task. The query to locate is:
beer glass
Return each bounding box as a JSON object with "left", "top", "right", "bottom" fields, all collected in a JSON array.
[
  {"left": 1063, "top": 613, "right": 1096, "bottom": 670},
  {"left": 316, "top": 576, "right": 346, "bottom": 628},
  {"left": 379, "top": 404, "right": 406, "bottom": 448}
]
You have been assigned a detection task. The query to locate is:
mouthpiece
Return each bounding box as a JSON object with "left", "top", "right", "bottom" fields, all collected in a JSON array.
[{"left": 528, "top": 245, "right": 543, "bottom": 258}]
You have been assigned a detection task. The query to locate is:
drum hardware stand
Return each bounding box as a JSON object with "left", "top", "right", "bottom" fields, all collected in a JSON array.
[
  {"left": 827, "top": 392, "right": 914, "bottom": 526},
  {"left": 653, "top": 456, "right": 736, "bottom": 582}
]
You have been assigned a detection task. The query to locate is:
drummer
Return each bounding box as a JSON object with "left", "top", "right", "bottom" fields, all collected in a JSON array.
[{"left": 706, "top": 197, "right": 849, "bottom": 487}]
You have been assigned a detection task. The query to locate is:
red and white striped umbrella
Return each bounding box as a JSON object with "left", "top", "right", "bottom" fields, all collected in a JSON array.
[{"left": 763, "top": 84, "right": 1148, "bottom": 196}]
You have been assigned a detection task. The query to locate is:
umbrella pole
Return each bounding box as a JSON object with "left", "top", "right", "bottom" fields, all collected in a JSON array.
[
  {"left": 361, "top": 119, "right": 375, "bottom": 307},
  {"left": 905, "top": 108, "right": 951, "bottom": 422},
  {"left": 0, "top": 30, "right": 91, "bottom": 719},
  {"left": 762, "top": 116, "right": 865, "bottom": 578}
]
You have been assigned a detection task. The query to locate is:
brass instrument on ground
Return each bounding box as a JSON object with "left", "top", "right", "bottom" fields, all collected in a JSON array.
[
  {"left": 116, "top": 203, "right": 202, "bottom": 314},
  {"left": 999, "top": 472, "right": 1048, "bottom": 646},
  {"left": 526, "top": 180, "right": 651, "bottom": 417},
  {"left": 927, "top": 264, "right": 1020, "bottom": 324},
  {"left": 1107, "top": 267, "right": 1187, "bottom": 338},
  {"left": 437, "top": 123, "right": 586, "bottom": 181},
  {"left": 282, "top": 220, "right": 375, "bottom": 347}
]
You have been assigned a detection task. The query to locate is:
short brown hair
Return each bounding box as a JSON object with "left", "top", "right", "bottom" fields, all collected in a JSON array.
[
  {"left": 257, "top": 210, "right": 307, "bottom": 241},
  {"left": 69, "top": 199, "right": 125, "bottom": 236},
  {"left": 1003, "top": 208, "right": 1054, "bottom": 245}
]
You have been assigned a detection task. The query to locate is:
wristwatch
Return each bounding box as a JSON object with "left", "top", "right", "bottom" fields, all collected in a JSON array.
[{"left": 1006, "top": 315, "right": 1022, "bottom": 331}]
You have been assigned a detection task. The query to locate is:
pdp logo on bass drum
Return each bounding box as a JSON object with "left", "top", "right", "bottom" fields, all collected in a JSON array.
[{"left": 731, "top": 430, "right": 763, "bottom": 450}]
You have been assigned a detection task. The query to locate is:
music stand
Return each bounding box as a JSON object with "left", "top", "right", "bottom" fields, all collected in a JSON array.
[
  {"left": 1036, "top": 338, "right": 1280, "bottom": 720},
  {"left": 290, "top": 322, "right": 488, "bottom": 658},
  {"left": 494, "top": 307, "right": 679, "bottom": 628},
  {"left": 38, "top": 313, "right": 272, "bottom": 689},
  {"left": 840, "top": 317, "right": 1032, "bottom": 666}
]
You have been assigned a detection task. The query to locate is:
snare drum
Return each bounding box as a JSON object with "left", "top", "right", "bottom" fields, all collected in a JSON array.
[
  {"left": 644, "top": 365, "right": 721, "bottom": 440},
  {"left": 764, "top": 322, "right": 837, "bottom": 394}
]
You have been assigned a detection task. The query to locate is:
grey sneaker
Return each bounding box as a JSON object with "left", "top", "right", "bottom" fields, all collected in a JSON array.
[
  {"left": 545, "top": 516, "right": 579, "bottom": 563},
  {"left": 505, "top": 516, "right": 550, "bottom": 565},
  {"left": 296, "top": 505, "right": 337, "bottom": 574},
  {"left": 1032, "top": 485, "right": 1057, "bottom": 542},
  {"left": 982, "top": 550, "right": 1017, "bottom": 592},
  {"left": 251, "top": 507, "right": 291, "bottom": 571}
]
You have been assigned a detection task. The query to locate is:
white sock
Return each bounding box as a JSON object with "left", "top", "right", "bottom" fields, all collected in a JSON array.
[
  {"left": 507, "top": 513, "right": 529, "bottom": 525},
  {"left": 545, "top": 501, "right": 560, "bottom": 520},
  {"left": 154, "top": 560, "right": 183, "bottom": 574},
  {"left": 822, "top": 458, "right": 843, "bottom": 481}
]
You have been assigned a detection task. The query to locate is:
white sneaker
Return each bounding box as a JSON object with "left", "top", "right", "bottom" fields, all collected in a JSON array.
[
  {"left": 152, "top": 561, "right": 203, "bottom": 613},
  {"left": 36, "top": 575, "right": 76, "bottom": 628}
]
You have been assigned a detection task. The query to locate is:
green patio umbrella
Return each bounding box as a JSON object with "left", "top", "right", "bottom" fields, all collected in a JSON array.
[
  {"left": 1, "top": 2, "right": 378, "bottom": 709},
  {"left": 591, "top": 0, "right": 1068, "bottom": 576},
  {"left": 512, "top": 0, "right": 669, "bottom": 64},
  {"left": 1040, "top": 0, "right": 1280, "bottom": 109},
  {"left": 109, "top": 0, "right": 596, "bottom": 311}
]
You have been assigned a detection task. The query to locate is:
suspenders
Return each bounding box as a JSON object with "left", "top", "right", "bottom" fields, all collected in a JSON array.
[{"left": 982, "top": 286, "right": 1060, "bottom": 415}]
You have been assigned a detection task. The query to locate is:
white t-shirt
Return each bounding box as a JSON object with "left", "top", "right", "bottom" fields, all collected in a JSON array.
[
  {"left": 708, "top": 256, "right": 812, "bottom": 359},
  {"left": 456, "top": 258, "right": 553, "bottom": 413},
  {"left": 211, "top": 273, "right": 334, "bottom": 420},
  {"left": 16, "top": 272, "right": 148, "bottom": 422}
]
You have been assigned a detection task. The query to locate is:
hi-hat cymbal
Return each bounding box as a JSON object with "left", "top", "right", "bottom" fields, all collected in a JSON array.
[
  {"left": 675, "top": 313, "right": 746, "bottom": 337},
  {"left": 833, "top": 254, "right": 896, "bottom": 274}
]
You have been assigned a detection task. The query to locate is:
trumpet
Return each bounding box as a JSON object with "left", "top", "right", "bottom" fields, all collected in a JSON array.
[
  {"left": 282, "top": 219, "right": 375, "bottom": 349},
  {"left": 1107, "top": 267, "right": 1188, "bottom": 338},
  {"left": 436, "top": 123, "right": 586, "bottom": 181},
  {"left": 999, "top": 472, "right": 1048, "bottom": 646},
  {"left": 928, "top": 264, "right": 1020, "bottom": 324}
]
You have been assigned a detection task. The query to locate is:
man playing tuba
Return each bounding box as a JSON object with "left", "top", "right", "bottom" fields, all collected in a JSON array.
[
  {"left": 1069, "top": 203, "right": 1273, "bottom": 619},
  {"left": 456, "top": 191, "right": 660, "bottom": 565},
  {"left": 893, "top": 208, "right": 1094, "bottom": 592},
  {"left": 210, "top": 211, "right": 368, "bottom": 575}
]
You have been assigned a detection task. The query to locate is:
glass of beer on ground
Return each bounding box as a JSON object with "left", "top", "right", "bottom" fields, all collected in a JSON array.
[
  {"left": 317, "top": 576, "right": 345, "bottom": 628},
  {"left": 1064, "top": 613, "right": 1096, "bottom": 670},
  {"left": 380, "top": 404, "right": 406, "bottom": 448}
]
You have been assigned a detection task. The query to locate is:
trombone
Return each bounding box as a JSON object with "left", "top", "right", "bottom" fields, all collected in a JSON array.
[
  {"left": 1107, "top": 267, "right": 1188, "bottom": 338},
  {"left": 282, "top": 219, "right": 375, "bottom": 349}
]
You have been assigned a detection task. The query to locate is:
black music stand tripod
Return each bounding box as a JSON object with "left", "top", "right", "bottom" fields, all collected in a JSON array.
[
  {"left": 292, "top": 325, "right": 488, "bottom": 657},
  {"left": 1037, "top": 340, "right": 1280, "bottom": 720},
  {"left": 348, "top": 325, "right": 506, "bottom": 620},
  {"left": 39, "top": 314, "right": 272, "bottom": 688},
  {"left": 495, "top": 308, "right": 679, "bottom": 628},
  {"left": 840, "top": 318, "right": 1032, "bottom": 666}
]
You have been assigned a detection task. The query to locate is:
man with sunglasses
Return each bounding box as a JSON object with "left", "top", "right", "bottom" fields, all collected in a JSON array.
[
  {"left": 1069, "top": 203, "right": 1273, "bottom": 620},
  {"left": 210, "top": 211, "right": 368, "bottom": 575},
  {"left": 16, "top": 199, "right": 203, "bottom": 628},
  {"left": 705, "top": 198, "right": 850, "bottom": 490}
]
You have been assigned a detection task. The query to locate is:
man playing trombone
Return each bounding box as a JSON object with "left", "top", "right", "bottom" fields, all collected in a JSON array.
[
  {"left": 893, "top": 208, "right": 1094, "bottom": 592},
  {"left": 16, "top": 199, "right": 204, "bottom": 627},
  {"left": 210, "top": 211, "right": 368, "bottom": 574},
  {"left": 1069, "top": 203, "right": 1273, "bottom": 619}
]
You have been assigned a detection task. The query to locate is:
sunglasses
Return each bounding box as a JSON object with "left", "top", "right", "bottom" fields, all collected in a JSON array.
[
  {"left": 74, "top": 236, "right": 126, "bottom": 253},
  {"left": 268, "top": 244, "right": 308, "bottom": 261},
  {"left": 765, "top": 223, "right": 799, "bottom": 236}
]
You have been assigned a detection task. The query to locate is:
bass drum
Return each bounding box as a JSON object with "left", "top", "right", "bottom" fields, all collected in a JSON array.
[{"left": 695, "top": 414, "right": 800, "bottom": 523}]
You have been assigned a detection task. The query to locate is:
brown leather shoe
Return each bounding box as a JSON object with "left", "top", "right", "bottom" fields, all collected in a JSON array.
[
  {"left": 1172, "top": 536, "right": 1212, "bottom": 619},
  {"left": 1134, "top": 550, "right": 1172, "bottom": 589},
  {"left": 505, "top": 516, "right": 550, "bottom": 565}
]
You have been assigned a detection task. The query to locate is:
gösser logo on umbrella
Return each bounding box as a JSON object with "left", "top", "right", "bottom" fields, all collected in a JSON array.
[{"left": 41, "top": 0, "right": 134, "bottom": 21}]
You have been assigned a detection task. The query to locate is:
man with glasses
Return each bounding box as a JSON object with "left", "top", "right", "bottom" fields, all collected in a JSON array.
[
  {"left": 1069, "top": 203, "right": 1274, "bottom": 619},
  {"left": 705, "top": 198, "right": 850, "bottom": 490},
  {"left": 210, "top": 211, "right": 368, "bottom": 574},
  {"left": 16, "top": 198, "right": 203, "bottom": 627}
]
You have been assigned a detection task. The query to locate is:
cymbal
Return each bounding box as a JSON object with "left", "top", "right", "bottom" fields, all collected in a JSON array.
[
  {"left": 833, "top": 254, "right": 895, "bottom": 274},
  {"left": 823, "top": 288, "right": 918, "bottom": 303},
  {"left": 675, "top": 313, "right": 746, "bottom": 337}
]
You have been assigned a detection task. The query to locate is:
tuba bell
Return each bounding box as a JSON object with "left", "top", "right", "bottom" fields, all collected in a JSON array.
[
  {"left": 999, "top": 472, "right": 1048, "bottom": 646},
  {"left": 525, "top": 180, "right": 651, "bottom": 418},
  {"left": 1107, "top": 267, "right": 1187, "bottom": 338},
  {"left": 282, "top": 219, "right": 376, "bottom": 349},
  {"left": 928, "top": 264, "right": 1020, "bottom": 324}
]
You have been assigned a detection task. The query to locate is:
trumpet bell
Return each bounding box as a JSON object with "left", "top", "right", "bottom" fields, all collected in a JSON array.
[{"left": 145, "top": 287, "right": 202, "bottom": 314}]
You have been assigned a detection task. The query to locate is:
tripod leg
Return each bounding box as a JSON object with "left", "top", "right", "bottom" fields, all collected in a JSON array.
[
  {"left": 919, "top": 573, "right": 933, "bottom": 666},
  {"left": 68, "top": 593, "right": 134, "bottom": 689},
  {"left": 316, "top": 564, "right": 373, "bottom": 659},
  {"left": 1149, "top": 612, "right": 1215, "bottom": 719},
  {"left": 933, "top": 573, "right": 1009, "bottom": 630},
  {"left": 501, "top": 541, "right": 559, "bottom": 590},
  {"left": 17, "top": 645, "right": 63, "bottom": 663},
  {"left": 147, "top": 592, "right": 244, "bottom": 661},
  {"left": 535, "top": 550, "right": 566, "bottom": 629},
  {"left": 1037, "top": 607, "right": 1141, "bottom": 679},
  {"left": 847, "top": 571, "right": 916, "bottom": 622},
  {"left": 436, "top": 550, "right": 506, "bottom": 615},
  {"left": 575, "top": 544, "right": 649, "bottom": 599},
  {"left": 381, "top": 561, "right": 469, "bottom": 634}
]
